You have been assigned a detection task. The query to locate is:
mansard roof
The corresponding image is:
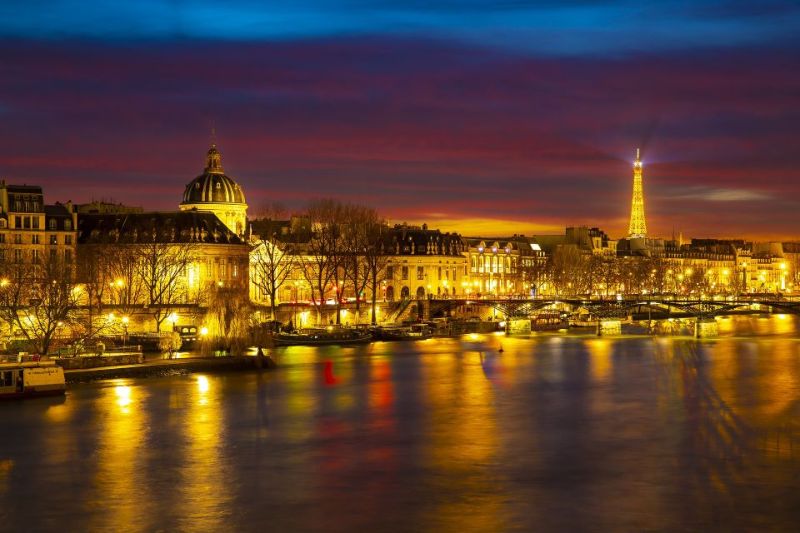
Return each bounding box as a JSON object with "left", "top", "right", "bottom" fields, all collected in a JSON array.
[
  {"left": 78, "top": 211, "right": 245, "bottom": 245},
  {"left": 383, "top": 224, "right": 464, "bottom": 256}
]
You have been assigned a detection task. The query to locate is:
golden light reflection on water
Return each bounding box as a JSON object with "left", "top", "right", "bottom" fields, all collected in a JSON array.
[
  {"left": 585, "top": 338, "right": 613, "bottom": 383},
  {"left": 177, "top": 374, "right": 232, "bottom": 532},
  {"left": 86, "top": 379, "right": 148, "bottom": 532},
  {"left": 420, "top": 350, "right": 504, "bottom": 531}
]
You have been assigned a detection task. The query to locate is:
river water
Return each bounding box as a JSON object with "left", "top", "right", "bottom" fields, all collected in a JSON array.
[{"left": 2, "top": 316, "right": 800, "bottom": 532}]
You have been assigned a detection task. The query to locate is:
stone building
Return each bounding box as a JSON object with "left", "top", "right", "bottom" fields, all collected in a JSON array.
[
  {"left": 462, "top": 236, "right": 544, "bottom": 296},
  {"left": 382, "top": 224, "right": 467, "bottom": 301},
  {"left": 0, "top": 181, "right": 77, "bottom": 271}
]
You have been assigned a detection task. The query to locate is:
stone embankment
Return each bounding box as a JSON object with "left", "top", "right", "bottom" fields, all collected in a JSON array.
[{"left": 64, "top": 355, "right": 276, "bottom": 383}]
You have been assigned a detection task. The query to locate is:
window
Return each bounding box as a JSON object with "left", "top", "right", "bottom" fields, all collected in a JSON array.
[
  {"left": 31, "top": 235, "right": 39, "bottom": 245},
  {"left": 416, "top": 266, "right": 424, "bottom": 280},
  {"left": 64, "top": 220, "right": 72, "bottom": 231},
  {"left": 14, "top": 234, "right": 21, "bottom": 245},
  {"left": 50, "top": 235, "right": 57, "bottom": 245},
  {"left": 64, "top": 250, "right": 72, "bottom": 263},
  {"left": 32, "top": 249, "right": 40, "bottom": 262},
  {"left": 50, "top": 249, "right": 57, "bottom": 261},
  {"left": 32, "top": 217, "right": 39, "bottom": 229},
  {"left": 14, "top": 250, "right": 22, "bottom": 263},
  {"left": 401, "top": 266, "right": 408, "bottom": 280},
  {"left": 49, "top": 219, "right": 56, "bottom": 230},
  {"left": 0, "top": 234, "right": 4, "bottom": 244},
  {"left": 14, "top": 216, "right": 21, "bottom": 229},
  {"left": 386, "top": 266, "right": 394, "bottom": 279},
  {"left": 220, "top": 259, "right": 226, "bottom": 277},
  {"left": 232, "top": 263, "right": 238, "bottom": 278},
  {"left": 65, "top": 235, "right": 72, "bottom": 245},
  {"left": 23, "top": 217, "right": 31, "bottom": 229}
]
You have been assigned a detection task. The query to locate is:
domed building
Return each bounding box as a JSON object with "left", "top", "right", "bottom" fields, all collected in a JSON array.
[{"left": 180, "top": 144, "right": 248, "bottom": 237}]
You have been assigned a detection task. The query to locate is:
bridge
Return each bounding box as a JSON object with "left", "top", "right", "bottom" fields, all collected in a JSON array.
[{"left": 423, "top": 295, "right": 800, "bottom": 321}]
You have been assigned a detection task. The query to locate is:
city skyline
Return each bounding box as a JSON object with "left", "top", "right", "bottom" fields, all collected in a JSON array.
[{"left": 1, "top": 1, "right": 799, "bottom": 240}]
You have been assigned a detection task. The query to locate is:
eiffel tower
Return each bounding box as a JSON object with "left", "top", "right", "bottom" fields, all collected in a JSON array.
[{"left": 628, "top": 148, "right": 647, "bottom": 238}]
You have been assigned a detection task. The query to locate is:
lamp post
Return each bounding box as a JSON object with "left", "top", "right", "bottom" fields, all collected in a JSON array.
[{"left": 122, "top": 316, "right": 129, "bottom": 346}]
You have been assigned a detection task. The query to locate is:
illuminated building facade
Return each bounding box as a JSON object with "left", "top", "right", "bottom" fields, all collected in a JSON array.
[
  {"left": 0, "top": 182, "right": 77, "bottom": 271},
  {"left": 462, "top": 237, "right": 543, "bottom": 296},
  {"left": 382, "top": 224, "right": 466, "bottom": 301}
]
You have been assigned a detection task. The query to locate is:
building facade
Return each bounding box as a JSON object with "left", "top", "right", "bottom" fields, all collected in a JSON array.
[{"left": 0, "top": 182, "right": 77, "bottom": 272}]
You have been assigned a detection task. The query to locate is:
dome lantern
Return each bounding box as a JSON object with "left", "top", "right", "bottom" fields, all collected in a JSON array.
[{"left": 205, "top": 144, "right": 224, "bottom": 174}]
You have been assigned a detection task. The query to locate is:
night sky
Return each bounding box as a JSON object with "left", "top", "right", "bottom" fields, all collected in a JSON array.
[{"left": 1, "top": 1, "right": 798, "bottom": 239}]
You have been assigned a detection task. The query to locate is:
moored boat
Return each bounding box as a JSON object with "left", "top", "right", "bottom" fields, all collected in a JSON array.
[
  {"left": 0, "top": 360, "right": 66, "bottom": 399},
  {"left": 274, "top": 327, "right": 373, "bottom": 346},
  {"left": 372, "top": 324, "right": 433, "bottom": 341}
]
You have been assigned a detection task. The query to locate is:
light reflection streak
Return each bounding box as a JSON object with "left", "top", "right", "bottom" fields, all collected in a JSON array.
[
  {"left": 86, "top": 380, "right": 149, "bottom": 531},
  {"left": 585, "top": 338, "right": 613, "bottom": 382},
  {"left": 178, "top": 374, "right": 232, "bottom": 531},
  {"left": 420, "top": 350, "right": 504, "bottom": 530}
]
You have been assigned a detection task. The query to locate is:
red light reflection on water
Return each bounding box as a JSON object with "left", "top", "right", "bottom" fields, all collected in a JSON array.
[{"left": 323, "top": 360, "right": 339, "bottom": 386}]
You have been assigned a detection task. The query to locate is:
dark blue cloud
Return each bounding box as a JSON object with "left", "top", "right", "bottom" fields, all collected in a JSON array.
[{"left": 1, "top": 0, "right": 798, "bottom": 55}]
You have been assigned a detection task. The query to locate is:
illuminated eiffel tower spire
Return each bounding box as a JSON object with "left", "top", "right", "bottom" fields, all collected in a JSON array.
[{"left": 628, "top": 148, "right": 647, "bottom": 238}]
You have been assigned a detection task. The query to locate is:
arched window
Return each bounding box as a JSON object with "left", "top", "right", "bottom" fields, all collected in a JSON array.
[
  {"left": 386, "top": 286, "right": 395, "bottom": 301},
  {"left": 416, "top": 286, "right": 425, "bottom": 299},
  {"left": 400, "top": 286, "right": 410, "bottom": 299}
]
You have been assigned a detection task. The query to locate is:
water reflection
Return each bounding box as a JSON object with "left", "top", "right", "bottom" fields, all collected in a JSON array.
[
  {"left": 86, "top": 380, "right": 149, "bottom": 532},
  {"left": 177, "top": 374, "right": 232, "bottom": 532},
  {"left": 1, "top": 316, "right": 800, "bottom": 531}
]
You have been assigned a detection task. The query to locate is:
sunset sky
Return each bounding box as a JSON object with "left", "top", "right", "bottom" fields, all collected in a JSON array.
[{"left": 1, "top": 1, "right": 798, "bottom": 239}]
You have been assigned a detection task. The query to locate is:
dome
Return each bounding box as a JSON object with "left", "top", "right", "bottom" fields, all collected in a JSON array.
[{"left": 181, "top": 144, "right": 246, "bottom": 205}]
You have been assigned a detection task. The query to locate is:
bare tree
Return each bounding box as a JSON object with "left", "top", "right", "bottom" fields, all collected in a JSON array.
[
  {"left": 548, "top": 245, "right": 589, "bottom": 296},
  {"left": 251, "top": 238, "right": 295, "bottom": 321},
  {"left": 299, "top": 199, "right": 345, "bottom": 324},
  {"left": 0, "top": 256, "right": 78, "bottom": 354},
  {"left": 135, "top": 240, "right": 197, "bottom": 332},
  {"left": 342, "top": 205, "right": 382, "bottom": 324},
  {"left": 363, "top": 222, "right": 389, "bottom": 325},
  {"left": 519, "top": 251, "right": 549, "bottom": 297}
]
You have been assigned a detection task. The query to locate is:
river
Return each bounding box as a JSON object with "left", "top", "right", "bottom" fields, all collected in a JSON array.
[{"left": 1, "top": 315, "right": 800, "bottom": 532}]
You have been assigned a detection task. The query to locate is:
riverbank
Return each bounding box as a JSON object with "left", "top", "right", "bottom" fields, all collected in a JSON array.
[{"left": 64, "top": 355, "right": 274, "bottom": 383}]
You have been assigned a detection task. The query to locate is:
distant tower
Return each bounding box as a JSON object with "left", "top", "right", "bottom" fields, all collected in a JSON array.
[{"left": 628, "top": 148, "right": 647, "bottom": 238}]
